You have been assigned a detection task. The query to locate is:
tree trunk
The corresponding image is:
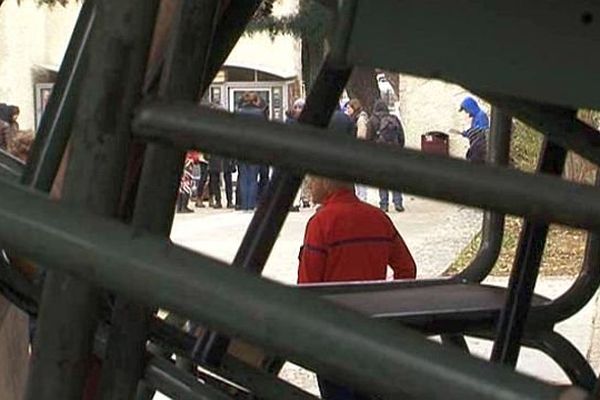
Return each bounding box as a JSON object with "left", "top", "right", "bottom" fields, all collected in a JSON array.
[{"left": 346, "top": 66, "right": 380, "bottom": 113}]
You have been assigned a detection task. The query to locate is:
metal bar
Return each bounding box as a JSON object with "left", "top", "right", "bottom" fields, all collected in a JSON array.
[
  {"left": 203, "top": 0, "right": 264, "bottom": 91},
  {"left": 0, "top": 148, "right": 25, "bottom": 180},
  {"left": 480, "top": 93, "right": 600, "bottom": 166},
  {"left": 531, "top": 171, "right": 600, "bottom": 323},
  {"left": 101, "top": 1, "right": 263, "bottom": 398},
  {"left": 197, "top": 59, "right": 353, "bottom": 367},
  {"left": 25, "top": 1, "right": 161, "bottom": 399},
  {"left": 133, "top": 103, "right": 600, "bottom": 232},
  {"left": 20, "top": 0, "right": 95, "bottom": 192},
  {"left": 440, "top": 334, "right": 470, "bottom": 354},
  {"left": 0, "top": 258, "right": 40, "bottom": 316},
  {"left": 234, "top": 60, "right": 352, "bottom": 274},
  {"left": 456, "top": 107, "right": 512, "bottom": 282},
  {"left": 345, "top": 0, "right": 600, "bottom": 111},
  {"left": 98, "top": 1, "right": 223, "bottom": 398},
  {"left": 491, "top": 140, "right": 567, "bottom": 366},
  {"left": 148, "top": 318, "right": 318, "bottom": 400},
  {"left": 145, "top": 357, "right": 234, "bottom": 400},
  {"left": 526, "top": 331, "right": 597, "bottom": 391},
  {"left": 0, "top": 178, "right": 580, "bottom": 400}
]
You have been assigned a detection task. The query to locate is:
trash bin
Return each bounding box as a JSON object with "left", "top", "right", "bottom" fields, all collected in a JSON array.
[{"left": 421, "top": 131, "right": 449, "bottom": 156}]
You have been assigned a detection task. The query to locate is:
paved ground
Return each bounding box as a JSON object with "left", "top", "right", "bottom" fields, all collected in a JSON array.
[
  {"left": 153, "top": 189, "right": 599, "bottom": 398},
  {"left": 170, "top": 191, "right": 482, "bottom": 282}
]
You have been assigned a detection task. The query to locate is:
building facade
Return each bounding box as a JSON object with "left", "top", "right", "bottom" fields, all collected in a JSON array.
[
  {"left": 0, "top": 0, "right": 302, "bottom": 130},
  {"left": 0, "top": 0, "right": 484, "bottom": 160}
]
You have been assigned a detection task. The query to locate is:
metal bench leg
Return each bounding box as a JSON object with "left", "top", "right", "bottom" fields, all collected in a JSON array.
[
  {"left": 456, "top": 107, "right": 511, "bottom": 283},
  {"left": 441, "top": 334, "right": 470, "bottom": 354},
  {"left": 528, "top": 331, "right": 596, "bottom": 391},
  {"left": 491, "top": 140, "right": 567, "bottom": 366}
]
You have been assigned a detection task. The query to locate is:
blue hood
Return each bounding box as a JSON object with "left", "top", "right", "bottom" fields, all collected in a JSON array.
[{"left": 459, "top": 97, "right": 481, "bottom": 117}]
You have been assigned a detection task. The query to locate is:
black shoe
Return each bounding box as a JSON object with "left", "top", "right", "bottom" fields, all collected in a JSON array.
[
  {"left": 290, "top": 205, "right": 300, "bottom": 212},
  {"left": 213, "top": 203, "right": 223, "bottom": 209},
  {"left": 380, "top": 206, "right": 388, "bottom": 213},
  {"left": 182, "top": 207, "right": 194, "bottom": 213},
  {"left": 226, "top": 202, "right": 234, "bottom": 209},
  {"left": 395, "top": 205, "right": 405, "bottom": 212},
  {"left": 195, "top": 202, "right": 205, "bottom": 208}
]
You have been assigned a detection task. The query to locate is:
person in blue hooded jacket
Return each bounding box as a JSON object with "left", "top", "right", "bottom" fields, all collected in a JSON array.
[{"left": 456, "top": 96, "right": 489, "bottom": 163}]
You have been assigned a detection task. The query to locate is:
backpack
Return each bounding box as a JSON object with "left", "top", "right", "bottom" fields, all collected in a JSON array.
[{"left": 376, "top": 114, "right": 405, "bottom": 147}]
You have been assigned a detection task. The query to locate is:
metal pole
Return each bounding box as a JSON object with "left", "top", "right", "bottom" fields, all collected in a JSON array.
[
  {"left": 0, "top": 178, "right": 581, "bottom": 400},
  {"left": 480, "top": 92, "right": 600, "bottom": 167},
  {"left": 457, "top": 107, "right": 512, "bottom": 282},
  {"left": 98, "top": 1, "right": 222, "bottom": 398},
  {"left": 144, "top": 357, "right": 234, "bottom": 400},
  {"left": 533, "top": 171, "right": 600, "bottom": 322},
  {"left": 25, "top": 1, "right": 160, "bottom": 399},
  {"left": 134, "top": 104, "right": 600, "bottom": 232},
  {"left": 21, "top": 0, "right": 96, "bottom": 192},
  {"left": 0, "top": 149, "right": 25, "bottom": 181},
  {"left": 197, "top": 59, "right": 353, "bottom": 366},
  {"left": 100, "top": 2, "right": 263, "bottom": 399},
  {"left": 491, "top": 140, "right": 567, "bottom": 365}
]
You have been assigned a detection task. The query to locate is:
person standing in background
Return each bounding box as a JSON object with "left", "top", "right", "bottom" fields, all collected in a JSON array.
[
  {"left": 367, "top": 100, "right": 406, "bottom": 212},
  {"left": 346, "top": 99, "right": 370, "bottom": 202},
  {"left": 0, "top": 104, "right": 20, "bottom": 151},
  {"left": 451, "top": 96, "right": 489, "bottom": 163},
  {"left": 237, "top": 92, "right": 266, "bottom": 211}
]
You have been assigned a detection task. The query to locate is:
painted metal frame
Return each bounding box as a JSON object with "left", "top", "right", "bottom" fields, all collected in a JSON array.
[{"left": 0, "top": 0, "right": 597, "bottom": 398}]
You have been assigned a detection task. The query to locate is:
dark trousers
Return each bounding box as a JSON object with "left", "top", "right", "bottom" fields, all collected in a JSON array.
[
  {"left": 209, "top": 171, "right": 233, "bottom": 205},
  {"left": 176, "top": 192, "right": 190, "bottom": 211},
  {"left": 195, "top": 162, "right": 209, "bottom": 200},
  {"left": 238, "top": 163, "right": 260, "bottom": 210},
  {"left": 379, "top": 189, "right": 403, "bottom": 208},
  {"left": 318, "top": 377, "right": 371, "bottom": 400},
  {"left": 257, "top": 165, "right": 270, "bottom": 202}
]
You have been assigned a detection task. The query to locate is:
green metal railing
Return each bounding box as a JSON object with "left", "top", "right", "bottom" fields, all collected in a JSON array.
[{"left": 0, "top": 0, "right": 596, "bottom": 399}]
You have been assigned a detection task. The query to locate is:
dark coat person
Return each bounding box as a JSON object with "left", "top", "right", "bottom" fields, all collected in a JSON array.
[{"left": 459, "top": 96, "right": 489, "bottom": 163}]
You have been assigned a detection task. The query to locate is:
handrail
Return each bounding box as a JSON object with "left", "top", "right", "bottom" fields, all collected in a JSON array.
[
  {"left": 0, "top": 176, "right": 575, "bottom": 400},
  {"left": 134, "top": 103, "right": 600, "bottom": 232}
]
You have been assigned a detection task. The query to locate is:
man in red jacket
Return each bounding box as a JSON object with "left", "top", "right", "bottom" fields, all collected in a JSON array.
[
  {"left": 298, "top": 176, "right": 416, "bottom": 400},
  {"left": 298, "top": 177, "right": 415, "bottom": 284}
]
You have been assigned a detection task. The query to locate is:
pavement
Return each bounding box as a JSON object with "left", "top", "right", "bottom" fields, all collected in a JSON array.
[{"left": 152, "top": 189, "right": 600, "bottom": 398}]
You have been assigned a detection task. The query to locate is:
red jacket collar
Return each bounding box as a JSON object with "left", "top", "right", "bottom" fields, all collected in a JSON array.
[{"left": 321, "top": 188, "right": 357, "bottom": 206}]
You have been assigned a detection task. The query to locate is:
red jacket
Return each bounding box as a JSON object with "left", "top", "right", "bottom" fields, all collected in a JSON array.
[{"left": 298, "top": 189, "right": 416, "bottom": 284}]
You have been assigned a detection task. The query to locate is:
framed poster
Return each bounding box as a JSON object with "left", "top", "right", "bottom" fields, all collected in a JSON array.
[{"left": 34, "top": 83, "right": 54, "bottom": 130}]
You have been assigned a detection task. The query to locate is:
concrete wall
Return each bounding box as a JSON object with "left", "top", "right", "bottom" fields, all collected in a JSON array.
[
  {"left": 398, "top": 75, "right": 489, "bottom": 159},
  {"left": 225, "top": 0, "right": 301, "bottom": 81},
  {"left": 0, "top": 0, "right": 80, "bottom": 130}
]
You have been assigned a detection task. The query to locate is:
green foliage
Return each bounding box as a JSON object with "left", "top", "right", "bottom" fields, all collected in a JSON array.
[
  {"left": 247, "top": 0, "right": 332, "bottom": 44},
  {"left": 509, "top": 120, "right": 542, "bottom": 172},
  {"left": 17, "top": 0, "right": 72, "bottom": 6}
]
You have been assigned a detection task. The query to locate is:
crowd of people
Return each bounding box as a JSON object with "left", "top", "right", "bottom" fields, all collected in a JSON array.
[{"left": 176, "top": 90, "right": 493, "bottom": 215}]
